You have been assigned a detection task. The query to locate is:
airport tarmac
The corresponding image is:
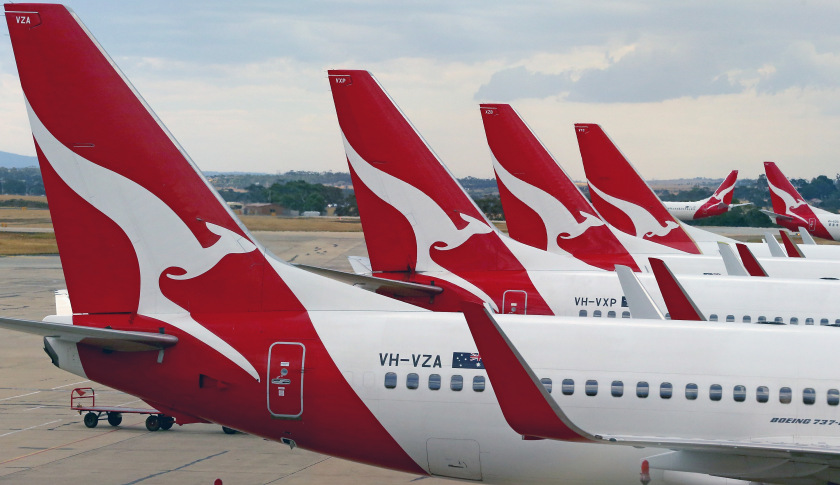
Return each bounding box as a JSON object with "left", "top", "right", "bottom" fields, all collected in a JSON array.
[{"left": 0, "top": 232, "right": 454, "bottom": 484}]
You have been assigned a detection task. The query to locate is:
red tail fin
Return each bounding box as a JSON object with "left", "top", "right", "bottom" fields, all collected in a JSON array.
[
  {"left": 576, "top": 124, "right": 701, "bottom": 254},
  {"left": 764, "top": 162, "right": 825, "bottom": 236},
  {"left": 712, "top": 170, "right": 738, "bottom": 205},
  {"left": 735, "top": 243, "right": 768, "bottom": 276},
  {"left": 479, "top": 104, "right": 638, "bottom": 271}
]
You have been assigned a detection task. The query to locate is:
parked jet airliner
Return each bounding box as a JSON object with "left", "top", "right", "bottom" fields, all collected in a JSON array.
[
  {"left": 662, "top": 170, "right": 747, "bottom": 221},
  {"left": 4, "top": 5, "right": 840, "bottom": 485}
]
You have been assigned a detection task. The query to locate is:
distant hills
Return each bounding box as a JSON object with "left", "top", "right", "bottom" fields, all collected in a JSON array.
[{"left": 0, "top": 151, "right": 37, "bottom": 168}]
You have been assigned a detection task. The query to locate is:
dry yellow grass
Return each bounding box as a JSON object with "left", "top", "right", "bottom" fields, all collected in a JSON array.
[
  {"left": 0, "top": 232, "right": 58, "bottom": 255},
  {"left": 240, "top": 216, "right": 363, "bottom": 232}
]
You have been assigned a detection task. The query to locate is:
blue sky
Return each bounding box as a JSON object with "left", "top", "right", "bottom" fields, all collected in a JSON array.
[{"left": 3, "top": 1, "right": 840, "bottom": 180}]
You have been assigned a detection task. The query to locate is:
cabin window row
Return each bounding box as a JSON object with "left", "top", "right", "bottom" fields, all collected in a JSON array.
[
  {"left": 384, "top": 372, "right": 485, "bottom": 392},
  {"left": 547, "top": 378, "right": 840, "bottom": 405},
  {"left": 707, "top": 314, "right": 840, "bottom": 325},
  {"left": 578, "top": 310, "right": 631, "bottom": 318}
]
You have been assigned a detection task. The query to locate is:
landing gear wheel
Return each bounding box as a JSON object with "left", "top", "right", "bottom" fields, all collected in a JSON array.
[
  {"left": 107, "top": 412, "right": 122, "bottom": 427},
  {"left": 222, "top": 426, "right": 237, "bottom": 435},
  {"left": 160, "top": 416, "right": 174, "bottom": 430},
  {"left": 145, "top": 414, "right": 161, "bottom": 432},
  {"left": 83, "top": 412, "right": 98, "bottom": 428}
]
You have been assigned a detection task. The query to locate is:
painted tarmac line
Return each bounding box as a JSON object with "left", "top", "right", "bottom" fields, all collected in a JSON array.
[
  {"left": 0, "top": 391, "right": 41, "bottom": 402},
  {"left": 0, "top": 419, "right": 61, "bottom": 438},
  {"left": 51, "top": 380, "right": 90, "bottom": 390}
]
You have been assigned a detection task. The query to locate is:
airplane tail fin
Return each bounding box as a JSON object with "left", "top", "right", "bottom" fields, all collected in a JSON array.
[
  {"left": 328, "top": 71, "right": 529, "bottom": 274},
  {"left": 712, "top": 170, "right": 738, "bottom": 205},
  {"left": 5, "top": 4, "right": 305, "bottom": 318},
  {"left": 575, "top": 124, "right": 701, "bottom": 254},
  {"left": 764, "top": 162, "right": 806, "bottom": 218},
  {"left": 479, "top": 104, "right": 638, "bottom": 271}
]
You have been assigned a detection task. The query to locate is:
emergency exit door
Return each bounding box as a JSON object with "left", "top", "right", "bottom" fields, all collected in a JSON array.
[{"left": 267, "top": 342, "right": 305, "bottom": 418}]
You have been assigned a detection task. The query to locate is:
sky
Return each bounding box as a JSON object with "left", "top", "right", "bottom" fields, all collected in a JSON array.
[{"left": 3, "top": 1, "right": 840, "bottom": 180}]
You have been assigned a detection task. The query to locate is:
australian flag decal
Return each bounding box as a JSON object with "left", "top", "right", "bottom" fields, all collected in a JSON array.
[{"left": 452, "top": 352, "right": 484, "bottom": 369}]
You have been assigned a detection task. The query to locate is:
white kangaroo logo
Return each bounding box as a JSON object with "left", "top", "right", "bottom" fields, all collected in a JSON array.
[
  {"left": 588, "top": 181, "right": 679, "bottom": 238},
  {"left": 766, "top": 176, "right": 808, "bottom": 218},
  {"left": 493, "top": 157, "right": 603, "bottom": 252},
  {"left": 341, "top": 132, "right": 498, "bottom": 311},
  {"left": 27, "top": 99, "right": 261, "bottom": 381}
]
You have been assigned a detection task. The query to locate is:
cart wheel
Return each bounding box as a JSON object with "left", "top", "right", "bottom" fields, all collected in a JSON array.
[
  {"left": 160, "top": 416, "right": 174, "bottom": 431},
  {"left": 222, "top": 426, "right": 237, "bottom": 435},
  {"left": 83, "top": 412, "right": 98, "bottom": 428},
  {"left": 145, "top": 414, "right": 161, "bottom": 432},
  {"left": 107, "top": 412, "right": 122, "bottom": 427}
]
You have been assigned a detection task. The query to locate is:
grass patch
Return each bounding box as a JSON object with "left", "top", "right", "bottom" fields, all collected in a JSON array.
[
  {"left": 0, "top": 232, "right": 58, "bottom": 255},
  {"left": 240, "top": 216, "right": 363, "bottom": 232}
]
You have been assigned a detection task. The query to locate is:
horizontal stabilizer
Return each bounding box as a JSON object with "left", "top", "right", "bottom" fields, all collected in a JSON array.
[
  {"left": 649, "top": 259, "right": 705, "bottom": 321},
  {"left": 779, "top": 231, "right": 805, "bottom": 258},
  {"left": 717, "top": 243, "right": 748, "bottom": 277},
  {"left": 798, "top": 227, "right": 817, "bottom": 245},
  {"left": 763, "top": 232, "right": 786, "bottom": 257},
  {"left": 727, "top": 202, "right": 753, "bottom": 208},
  {"left": 347, "top": 256, "right": 373, "bottom": 275},
  {"left": 614, "top": 265, "right": 664, "bottom": 319},
  {"left": 760, "top": 209, "right": 794, "bottom": 221},
  {"left": 735, "top": 244, "right": 768, "bottom": 277},
  {"left": 0, "top": 316, "right": 177, "bottom": 352},
  {"left": 295, "top": 264, "right": 443, "bottom": 298}
]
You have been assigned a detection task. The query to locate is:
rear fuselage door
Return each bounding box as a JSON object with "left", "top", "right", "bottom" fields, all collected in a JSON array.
[{"left": 267, "top": 342, "right": 305, "bottom": 419}]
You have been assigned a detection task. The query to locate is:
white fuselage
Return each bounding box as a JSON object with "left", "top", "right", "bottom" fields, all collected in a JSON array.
[{"left": 312, "top": 311, "right": 840, "bottom": 484}]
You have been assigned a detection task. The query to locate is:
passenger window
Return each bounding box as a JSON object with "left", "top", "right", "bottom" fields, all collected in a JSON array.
[
  {"left": 561, "top": 378, "right": 575, "bottom": 396},
  {"left": 756, "top": 386, "right": 770, "bottom": 403},
  {"left": 428, "top": 374, "right": 441, "bottom": 390},
  {"left": 709, "top": 314, "right": 718, "bottom": 322},
  {"left": 541, "top": 378, "right": 553, "bottom": 394},
  {"left": 726, "top": 315, "right": 735, "bottom": 322},
  {"left": 710, "top": 384, "right": 722, "bottom": 401},
  {"left": 774, "top": 317, "right": 783, "bottom": 323},
  {"left": 828, "top": 389, "right": 840, "bottom": 406},
  {"left": 806, "top": 318, "right": 814, "bottom": 325},
  {"left": 607, "top": 311, "right": 616, "bottom": 318},
  {"left": 611, "top": 380, "right": 624, "bottom": 397},
  {"left": 578, "top": 310, "right": 587, "bottom": 317},
  {"left": 803, "top": 388, "right": 816, "bottom": 405},
  {"left": 779, "top": 387, "right": 792, "bottom": 404},
  {"left": 406, "top": 373, "right": 419, "bottom": 389},
  {"left": 473, "top": 376, "right": 485, "bottom": 392},
  {"left": 757, "top": 316, "right": 766, "bottom": 323},
  {"left": 733, "top": 385, "right": 746, "bottom": 402},
  {"left": 451, "top": 375, "right": 463, "bottom": 391},
  {"left": 636, "top": 381, "right": 649, "bottom": 398},
  {"left": 384, "top": 372, "right": 397, "bottom": 389},
  {"left": 835, "top": 319, "right": 840, "bottom": 326},
  {"left": 622, "top": 311, "right": 630, "bottom": 318},
  {"left": 820, "top": 318, "right": 829, "bottom": 326},
  {"left": 660, "top": 382, "right": 673, "bottom": 399},
  {"left": 665, "top": 313, "right": 671, "bottom": 320},
  {"left": 790, "top": 317, "right": 799, "bottom": 325},
  {"left": 685, "top": 383, "right": 698, "bottom": 400},
  {"left": 593, "top": 310, "right": 602, "bottom": 318},
  {"left": 585, "top": 380, "right": 598, "bottom": 396},
  {"left": 742, "top": 316, "right": 751, "bottom": 323}
]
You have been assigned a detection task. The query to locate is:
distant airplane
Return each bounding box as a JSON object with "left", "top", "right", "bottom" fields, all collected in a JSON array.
[
  {"left": 661, "top": 170, "right": 751, "bottom": 221},
  {"left": 6, "top": 6, "right": 840, "bottom": 485},
  {"left": 763, "top": 161, "right": 840, "bottom": 242}
]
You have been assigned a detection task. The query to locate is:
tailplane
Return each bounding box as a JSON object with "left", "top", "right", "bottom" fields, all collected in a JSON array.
[
  {"left": 479, "top": 104, "right": 638, "bottom": 271},
  {"left": 576, "top": 124, "right": 701, "bottom": 254}
]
